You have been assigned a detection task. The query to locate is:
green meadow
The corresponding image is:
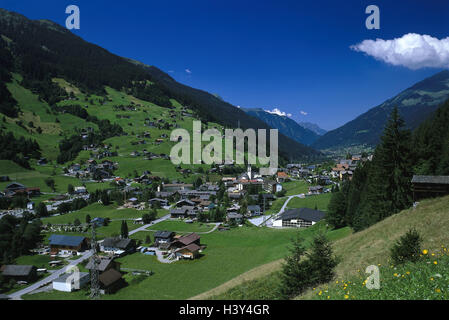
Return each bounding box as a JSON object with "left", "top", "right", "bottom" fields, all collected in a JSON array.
[{"left": 24, "top": 222, "right": 350, "bottom": 300}]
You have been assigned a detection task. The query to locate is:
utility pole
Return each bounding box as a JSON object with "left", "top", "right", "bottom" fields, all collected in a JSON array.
[{"left": 89, "top": 222, "right": 100, "bottom": 300}]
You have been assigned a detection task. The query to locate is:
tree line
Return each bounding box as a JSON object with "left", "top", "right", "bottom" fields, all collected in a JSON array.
[{"left": 327, "top": 102, "right": 449, "bottom": 232}]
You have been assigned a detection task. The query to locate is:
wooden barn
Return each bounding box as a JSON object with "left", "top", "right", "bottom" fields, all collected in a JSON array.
[
  {"left": 412, "top": 175, "right": 449, "bottom": 201},
  {"left": 48, "top": 235, "right": 89, "bottom": 255}
]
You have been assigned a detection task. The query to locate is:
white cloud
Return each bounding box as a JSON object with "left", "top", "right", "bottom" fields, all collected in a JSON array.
[
  {"left": 264, "top": 108, "right": 292, "bottom": 117},
  {"left": 300, "top": 110, "right": 308, "bottom": 116},
  {"left": 351, "top": 33, "right": 449, "bottom": 70},
  {"left": 185, "top": 68, "right": 192, "bottom": 74}
]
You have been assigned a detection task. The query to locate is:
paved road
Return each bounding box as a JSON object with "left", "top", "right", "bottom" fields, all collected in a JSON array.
[
  {"left": 10, "top": 214, "right": 199, "bottom": 299},
  {"left": 128, "top": 214, "right": 171, "bottom": 236},
  {"left": 9, "top": 250, "right": 93, "bottom": 300},
  {"left": 257, "top": 194, "right": 305, "bottom": 227}
]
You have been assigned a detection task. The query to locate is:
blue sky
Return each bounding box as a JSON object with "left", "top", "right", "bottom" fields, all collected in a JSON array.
[{"left": 2, "top": 0, "right": 449, "bottom": 130}]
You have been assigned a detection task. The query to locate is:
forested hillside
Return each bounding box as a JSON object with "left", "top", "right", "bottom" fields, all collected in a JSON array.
[
  {"left": 327, "top": 99, "right": 449, "bottom": 232},
  {"left": 313, "top": 70, "right": 449, "bottom": 152},
  {"left": 0, "top": 8, "right": 321, "bottom": 163}
]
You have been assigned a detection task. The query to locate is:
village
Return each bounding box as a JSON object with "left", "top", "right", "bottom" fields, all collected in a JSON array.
[
  {"left": 2, "top": 144, "right": 449, "bottom": 300},
  {"left": 0, "top": 151, "right": 370, "bottom": 299}
]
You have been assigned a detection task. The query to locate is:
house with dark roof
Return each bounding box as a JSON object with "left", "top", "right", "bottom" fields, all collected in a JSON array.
[
  {"left": 170, "top": 233, "right": 201, "bottom": 250},
  {"left": 412, "top": 175, "right": 449, "bottom": 201},
  {"left": 48, "top": 235, "right": 88, "bottom": 254},
  {"left": 100, "top": 237, "right": 136, "bottom": 255},
  {"left": 85, "top": 256, "right": 121, "bottom": 273},
  {"left": 174, "top": 243, "right": 201, "bottom": 260},
  {"left": 226, "top": 212, "right": 243, "bottom": 224},
  {"left": 149, "top": 198, "right": 169, "bottom": 207},
  {"left": 273, "top": 208, "right": 325, "bottom": 228},
  {"left": 154, "top": 231, "right": 175, "bottom": 247},
  {"left": 99, "top": 268, "right": 124, "bottom": 294},
  {"left": 247, "top": 205, "right": 261, "bottom": 216},
  {"left": 0, "top": 265, "right": 37, "bottom": 282},
  {"left": 308, "top": 185, "right": 324, "bottom": 194}
]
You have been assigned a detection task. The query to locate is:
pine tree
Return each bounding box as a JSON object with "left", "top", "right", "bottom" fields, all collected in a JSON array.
[
  {"left": 355, "top": 107, "right": 413, "bottom": 231},
  {"left": 326, "top": 189, "right": 347, "bottom": 228},
  {"left": 279, "top": 235, "right": 309, "bottom": 299},
  {"left": 307, "top": 234, "right": 337, "bottom": 285},
  {"left": 121, "top": 220, "right": 129, "bottom": 239}
]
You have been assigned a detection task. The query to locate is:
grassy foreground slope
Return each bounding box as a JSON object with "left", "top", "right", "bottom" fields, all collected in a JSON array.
[{"left": 206, "top": 195, "right": 449, "bottom": 300}]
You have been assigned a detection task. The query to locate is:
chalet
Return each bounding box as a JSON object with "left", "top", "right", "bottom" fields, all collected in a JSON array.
[
  {"left": 276, "top": 171, "right": 289, "bottom": 183},
  {"left": 49, "top": 235, "right": 89, "bottom": 255},
  {"left": 99, "top": 268, "right": 124, "bottom": 294},
  {"left": 411, "top": 175, "right": 449, "bottom": 201},
  {"left": 175, "top": 199, "right": 195, "bottom": 207},
  {"left": 155, "top": 191, "right": 175, "bottom": 199},
  {"left": 5, "top": 182, "right": 26, "bottom": 192},
  {"left": 149, "top": 198, "right": 169, "bottom": 207},
  {"left": 91, "top": 217, "right": 106, "bottom": 227},
  {"left": 170, "top": 233, "right": 201, "bottom": 249},
  {"left": 0, "top": 265, "right": 37, "bottom": 282},
  {"left": 53, "top": 272, "right": 90, "bottom": 292},
  {"left": 308, "top": 185, "right": 324, "bottom": 194},
  {"left": 175, "top": 244, "right": 201, "bottom": 260},
  {"left": 85, "top": 256, "right": 121, "bottom": 274},
  {"left": 316, "top": 176, "right": 332, "bottom": 185},
  {"left": 247, "top": 205, "right": 261, "bottom": 216},
  {"left": 273, "top": 208, "right": 325, "bottom": 228},
  {"left": 226, "top": 212, "right": 243, "bottom": 224},
  {"left": 74, "top": 186, "right": 87, "bottom": 194},
  {"left": 154, "top": 231, "right": 175, "bottom": 247},
  {"left": 170, "top": 206, "right": 197, "bottom": 218},
  {"left": 100, "top": 237, "right": 136, "bottom": 256},
  {"left": 263, "top": 180, "right": 282, "bottom": 194}
]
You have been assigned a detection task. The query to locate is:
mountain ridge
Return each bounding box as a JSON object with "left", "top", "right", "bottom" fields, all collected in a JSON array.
[
  {"left": 242, "top": 108, "right": 320, "bottom": 146},
  {"left": 312, "top": 70, "right": 449, "bottom": 151},
  {"left": 0, "top": 8, "right": 321, "bottom": 162}
]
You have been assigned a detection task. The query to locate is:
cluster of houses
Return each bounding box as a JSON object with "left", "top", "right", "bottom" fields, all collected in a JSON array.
[
  {"left": 66, "top": 159, "right": 118, "bottom": 180},
  {"left": 153, "top": 231, "right": 204, "bottom": 260},
  {"left": 330, "top": 155, "right": 372, "bottom": 181},
  {"left": 1, "top": 182, "right": 41, "bottom": 199}
]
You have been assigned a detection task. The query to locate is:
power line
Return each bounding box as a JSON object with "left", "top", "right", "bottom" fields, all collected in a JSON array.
[{"left": 89, "top": 222, "right": 100, "bottom": 300}]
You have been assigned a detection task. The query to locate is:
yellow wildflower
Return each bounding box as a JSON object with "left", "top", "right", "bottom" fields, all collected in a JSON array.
[
  {"left": 423, "top": 249, "right": 428, "bottom": 255},
  {"left": 434, "top": 261, "right": 438, "bottom": 265},
  {"left": 344, "top": 295, "right": 349, "bottom": 299}
]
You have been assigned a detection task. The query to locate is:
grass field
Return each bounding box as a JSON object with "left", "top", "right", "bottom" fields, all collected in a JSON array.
[
  {"left": 310, "top": 252, "right": 449, "bottom": 300},
  {"left": 287, "top": 193, "right": 332, "bottom": 212},
  {"left": 23, "top": 221, "right": 351, "bottom": 300},
  {"left": 282, "top": 180, "right": 309, "bottom": 196},
  {"left": 146, "top": 220, "right": 217, "bottom": 233},
  {"left": 41, "top": 203, "right": 153, "bottom": 224},
  {"left": 204, "top": 196, "right": 449, "bottom": 300}
]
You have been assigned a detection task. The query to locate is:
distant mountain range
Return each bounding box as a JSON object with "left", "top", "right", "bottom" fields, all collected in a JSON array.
[
  {"left": 297, "top": 121, "right": 327, "bottom": 136},
  {"left": 312, "top": 70, "right": 449, "bottom": 151},
  {"left": 243, "top": 108, "right": 323, "bottom": 146}
]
